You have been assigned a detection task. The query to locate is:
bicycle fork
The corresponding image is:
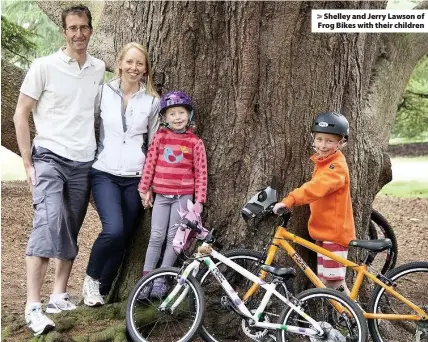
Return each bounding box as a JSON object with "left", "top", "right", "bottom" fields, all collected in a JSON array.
[{"left": 158, "top": 259, "right": 201, "bottom": 313}]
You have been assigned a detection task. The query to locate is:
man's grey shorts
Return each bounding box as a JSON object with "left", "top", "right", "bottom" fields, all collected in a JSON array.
[{"left": 26, "top": 146, "right": 92, "bottom": 260}]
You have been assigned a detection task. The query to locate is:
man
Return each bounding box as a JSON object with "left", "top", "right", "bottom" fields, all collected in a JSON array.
[{"left": 13, "top": 5, "right": 105, "bottom": 336}]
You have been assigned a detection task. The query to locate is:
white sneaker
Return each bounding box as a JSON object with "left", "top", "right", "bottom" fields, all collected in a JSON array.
[
  {"left": 83, "top": 275, "right": 105, "bottom": 307},
  {"left": 46, "top": 292, "right": 77, "bottom": 313},
  {"left": 25, "top": 303, "right": 55, "bottom": 336}
]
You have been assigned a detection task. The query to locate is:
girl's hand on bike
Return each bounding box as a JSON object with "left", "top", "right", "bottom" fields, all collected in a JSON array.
[{"left": 273, "top": 202, "right": 287, "bottom": 215}]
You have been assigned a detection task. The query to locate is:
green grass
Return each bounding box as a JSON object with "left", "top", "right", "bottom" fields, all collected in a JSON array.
[
  {"left": 380, "top": 180, "right": 428, "bottom": 198},
  {"left": 392, "top": 156, "right": 428, "bottom": 162},
  {"left": 389, "top": 134, "right": 428, "bottom": 145}
]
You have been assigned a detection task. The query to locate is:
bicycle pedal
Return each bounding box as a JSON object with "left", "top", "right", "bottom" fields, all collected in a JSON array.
[
  {"left": 261, "top": 334, "right": 276, "bottom": 342},
  {"left": 336, "top": 285, "right": 345, "bottom": 292}
]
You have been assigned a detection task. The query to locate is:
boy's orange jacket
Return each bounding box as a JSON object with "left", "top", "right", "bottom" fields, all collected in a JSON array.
[{"left": 281, "top": 151, "right": 356, "bottom": 247}]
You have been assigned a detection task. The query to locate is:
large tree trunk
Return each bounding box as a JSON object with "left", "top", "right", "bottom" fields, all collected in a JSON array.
[
  {"left": 1, "top": 60, "right": 36, "bottom": 154},
  {"left": 2, "top": 0, "right": 426, "bottom": 302}
]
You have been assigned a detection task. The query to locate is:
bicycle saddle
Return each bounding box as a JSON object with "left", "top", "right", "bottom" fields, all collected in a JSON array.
[
  {"left": 260, "top": 265, "right": 297, "bottom": 280},
  {"left": 349, "top": 238, "right": 392, "bottom": 252}
]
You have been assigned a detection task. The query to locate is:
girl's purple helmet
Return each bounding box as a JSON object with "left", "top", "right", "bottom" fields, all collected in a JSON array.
[{"left": 160, "top": 91, "right": 193, "bottom": 114}]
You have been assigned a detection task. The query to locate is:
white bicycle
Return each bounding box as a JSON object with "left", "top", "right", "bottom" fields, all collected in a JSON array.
[{"left": 126, "top": 217, "right": 368, "bottom": 342}]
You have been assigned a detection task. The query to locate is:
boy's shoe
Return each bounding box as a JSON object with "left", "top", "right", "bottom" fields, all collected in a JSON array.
[
  {"left": 150, "top": 278, "right": 168, "bottom": 299},
  {"left": 25, "top": 303, "right": 55, "bottom": 336},
  {"left": 136, "top": 282, "right": 153, "bottom": 302},
  {"left": 46, "top": 292, "right": 76, "bottom": 313},
  {"left": 83, "top": 275, "right": 105, "bottom": 307}
]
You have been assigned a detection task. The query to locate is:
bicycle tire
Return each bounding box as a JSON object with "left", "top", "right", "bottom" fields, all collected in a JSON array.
[
  {"left": 367, "top": 261, "right": 428, "bottom": 342},
  {"left": 369, "top": 209, "right": 398, "bottom": 274},
  {"left": 126, "top": 267, "right": 205, "bottom": 342},
  {"left": 196, "top": 249, "right": 291, "bottom": 342},
  {"left": 277, "top": 287, "right": 368, "bottom": 342}
]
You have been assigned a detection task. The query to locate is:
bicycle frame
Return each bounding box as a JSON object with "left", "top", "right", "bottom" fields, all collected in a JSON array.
[
  {"left": 160, "top": 243, "right": 326, "bottom": 338},
  {"left": 243, "top": 225, "right": 428, "bottom": 321}
]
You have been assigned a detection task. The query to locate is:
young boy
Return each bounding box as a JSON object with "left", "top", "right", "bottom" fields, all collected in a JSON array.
[{"left": 273, "top": 112, "right": 356, "bottom": 295}]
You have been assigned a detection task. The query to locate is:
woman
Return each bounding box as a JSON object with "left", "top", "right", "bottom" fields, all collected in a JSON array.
[{"left": 82, "top": 42, "right": 160, "bottom": 306}]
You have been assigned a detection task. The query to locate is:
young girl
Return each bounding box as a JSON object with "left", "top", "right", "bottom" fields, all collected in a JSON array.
[{"left": 138, "top": 91, "right": 207, "bottom": 299}]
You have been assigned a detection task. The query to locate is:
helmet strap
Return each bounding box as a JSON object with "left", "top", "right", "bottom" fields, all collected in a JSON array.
[
  {"left": 162, "top": 122, "right": 187, "bottom": 134},
  {"left": 310, "top": 133, "right": 318, "bottom": 153},
  {"left": 336, "top": 138, "right": 347, "bottom": 151},
  {"left": 186, "top": 110, "right": 194, "bottom": 128}
]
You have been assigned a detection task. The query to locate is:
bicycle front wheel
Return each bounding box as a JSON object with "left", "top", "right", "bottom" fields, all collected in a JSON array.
[
  {"left": 368, "top": 209, "right": 398, "bottom": 274},
  {"left": 126, "top": 267, "right": 205, "bottom": 342},
  {"left": 368, "top": 261, "right": 428, "bottom": 342},
  {"left": 277, "top": 288, "right": 368, "bottom": 342}
]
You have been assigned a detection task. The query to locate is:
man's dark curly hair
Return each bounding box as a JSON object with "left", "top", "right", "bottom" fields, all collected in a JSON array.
[{"left": 61, "top": 4, "right": 92, "bottom": 30}]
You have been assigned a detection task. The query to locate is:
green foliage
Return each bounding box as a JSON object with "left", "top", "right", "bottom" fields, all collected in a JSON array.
[
  {"left": 392, "top": 55, "right": 428, "bottom": 140},
  {"left": 1, "top": 0, "right": 63, "bottom": 68},
  {"left": 387, "top": 0, "right": 421, "bottom": 10},
  {"left": 1, "top": 15, "right": 38, "bottom": 66}
]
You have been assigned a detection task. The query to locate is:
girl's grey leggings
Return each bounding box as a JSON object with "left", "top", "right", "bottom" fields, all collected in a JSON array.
[{"left": 143, "top": 194, "right": 193, "bottom": 272}]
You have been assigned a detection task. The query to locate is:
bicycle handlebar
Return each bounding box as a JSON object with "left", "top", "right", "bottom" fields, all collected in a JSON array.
[
  {"left": 184, "top": 219, "right": 202, "bottom": 234},
  {"left": 276, "top": 206, "right": 289, "bottom": 216},
  {"left": 184, "top": 219, "right": 223, "bottom": 249}
]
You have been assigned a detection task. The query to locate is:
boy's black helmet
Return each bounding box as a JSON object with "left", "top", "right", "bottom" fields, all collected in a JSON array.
[{"left": 311, "top": 112, "right": 349, "bottom": 140}]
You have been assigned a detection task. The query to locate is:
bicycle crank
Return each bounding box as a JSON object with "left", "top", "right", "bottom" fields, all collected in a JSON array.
[{"left": 241, "top": 310, "right": 276, "bottom": 341}]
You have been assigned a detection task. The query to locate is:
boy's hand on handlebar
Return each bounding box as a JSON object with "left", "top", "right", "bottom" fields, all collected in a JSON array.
[{"left": 273, "top": 202, "right": 287, "bottom": 215}]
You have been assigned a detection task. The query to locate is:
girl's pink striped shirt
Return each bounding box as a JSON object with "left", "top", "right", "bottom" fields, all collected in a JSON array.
[{"left": 138, "top": 128, "right": 207, "bottom": 203}]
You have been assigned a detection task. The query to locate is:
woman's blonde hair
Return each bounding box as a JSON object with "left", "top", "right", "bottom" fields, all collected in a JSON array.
[{"left": 114, "top": 42, "right": 159, "bottom": 98}]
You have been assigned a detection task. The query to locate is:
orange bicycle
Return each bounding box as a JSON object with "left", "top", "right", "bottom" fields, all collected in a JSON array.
[{"left": 197, "top": 185, "right": 427, "bottom": 342}]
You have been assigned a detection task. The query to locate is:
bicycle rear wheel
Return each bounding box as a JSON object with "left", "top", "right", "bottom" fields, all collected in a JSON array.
[
  {"left": 196, "top": 249, "right": 290, "bottom": 342},
  {"left": 368, "top": 261, "right": 428, "bottom": 342},
  {"left": 277, "top": 288, "right": 368, "bottom": 342},
  {"left": 126, "top": 267, "right": 205, "bottom": 342},
  {"left": 368, "top": 209, "right": 398, "bottom": 274}
]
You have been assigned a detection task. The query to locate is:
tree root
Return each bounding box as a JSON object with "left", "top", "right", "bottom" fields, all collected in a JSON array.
[{"left": 1, "top": 302, "right": 129, "bottom": 342}]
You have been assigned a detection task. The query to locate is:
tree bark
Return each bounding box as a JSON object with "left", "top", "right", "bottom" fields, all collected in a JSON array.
[
  {"left": 3, "top": 1, "right": 428, "bottom": 301},
  {"left": 1, "top": 59, "right": 36, "bottom": 154}
]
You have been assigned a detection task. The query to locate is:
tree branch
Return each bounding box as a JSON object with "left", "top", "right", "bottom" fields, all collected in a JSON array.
[
  {"left": 413, "top": 0, "right": 428, "bottom": 10},
  {"left": 405, "top": 90, "right": 428, "bottom": 98},
  {"left": 35, "top": 0, "right": 63, "bottom": 27},
  {"left": 385, "top": 0, "right": 428, "bottom": 62},
  {"left": 3, "top": 47, "right": 32, "bottom": 62}
]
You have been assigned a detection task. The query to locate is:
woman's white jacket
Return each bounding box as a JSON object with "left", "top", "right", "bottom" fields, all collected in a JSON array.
[{"left": 92, "top": 78, "right": 160, "bottom": 177}]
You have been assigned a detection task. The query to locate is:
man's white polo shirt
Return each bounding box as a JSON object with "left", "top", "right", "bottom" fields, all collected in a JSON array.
[{"left": 20, "top": 48, "right": 105, "bottom": 162}]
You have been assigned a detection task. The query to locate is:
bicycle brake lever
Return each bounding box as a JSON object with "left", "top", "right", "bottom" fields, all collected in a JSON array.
[{"left": 213, "top": 240, "right": 223, "bottom": 250}]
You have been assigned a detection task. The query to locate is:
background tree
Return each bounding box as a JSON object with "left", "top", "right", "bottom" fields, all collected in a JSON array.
[
  {"left": 1, "top": 0, "right": 63, "bottom": 147},
  {"left": 1, "top": 15, "right": 38, "bottom": 66},
  {"left": 1, "top": 0, "right": 63, "bottom": 68},
  {"left": 393, "top": 55, "right": 428, "bottom": 140},
  {"left": 2, "top": 1, "right": 428, "bottom": 304}
]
